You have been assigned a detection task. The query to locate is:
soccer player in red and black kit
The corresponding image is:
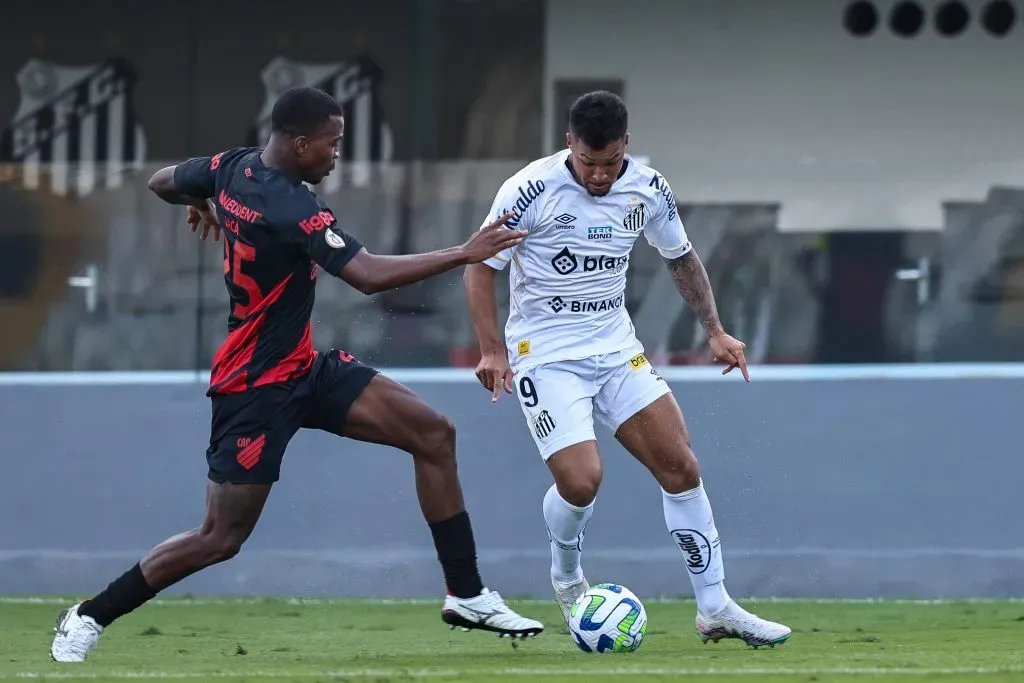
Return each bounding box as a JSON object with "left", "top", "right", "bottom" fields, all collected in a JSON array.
[{"left": 50, "top": 86, "right": 543, "bottom": 662}]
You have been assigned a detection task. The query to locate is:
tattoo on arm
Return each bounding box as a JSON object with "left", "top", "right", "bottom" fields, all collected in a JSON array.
[{"left": 665, "top": 250, "right": 724, "bottom": 336}]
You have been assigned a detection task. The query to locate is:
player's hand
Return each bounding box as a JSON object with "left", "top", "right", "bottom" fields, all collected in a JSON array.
[
  {"left": 709, "top": 332, "right": 750, "bottom": 382},
  {"left": 187, "top": 199, "right": 221, "bottom": 242},
  {"left": 461, "top": 212, "right": 527, "bottom": 264},
  {"left": 475, "top": 350, "right": 514, "bottom": 403}
]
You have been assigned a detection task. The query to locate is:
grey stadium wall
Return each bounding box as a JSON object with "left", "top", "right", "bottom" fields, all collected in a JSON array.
[{"left": 1, "top": 367, "right": 1022, "bottom": 599}]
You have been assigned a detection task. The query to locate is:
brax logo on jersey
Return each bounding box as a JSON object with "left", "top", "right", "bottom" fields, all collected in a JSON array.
[
  {"left": 550, "top": 247, "right": 629, "bottom": 276},
  {"left": 548, "top": 294, "right": 624, "bottom": 314},
  {"left": 587, "top": 226, "right": 613, "bottom": 240}
]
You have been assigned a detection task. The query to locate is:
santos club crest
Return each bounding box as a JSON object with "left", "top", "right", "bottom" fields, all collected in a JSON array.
[
  {"left": 0, "top": 58, "right": 147, "bottom": 197},
  {"left": 248, "top": 55, "right": 394, "bottom": 192},
  {"left": 623, "top": 200, "right": 647, "bottom": 232}
]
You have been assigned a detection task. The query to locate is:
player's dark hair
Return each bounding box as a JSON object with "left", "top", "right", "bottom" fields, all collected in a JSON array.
[
  {"left": 568, "top": 91, "right": 628, "bottom": 149},
  {"left": 270, "top": 86, "right": 343, "bottom": 138}
]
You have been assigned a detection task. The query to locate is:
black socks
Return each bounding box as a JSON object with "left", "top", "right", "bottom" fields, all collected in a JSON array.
[
  {"left": 428, "top": 511, "right": 485, "bottom": 599},
  {"left": 78, "top": 563, "right": 158, "bottom": 628}
]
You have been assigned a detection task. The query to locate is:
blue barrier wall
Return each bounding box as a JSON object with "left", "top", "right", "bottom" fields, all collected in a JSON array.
[{"left": 1, "top": 371, "right": 1022, "bottom": 599}]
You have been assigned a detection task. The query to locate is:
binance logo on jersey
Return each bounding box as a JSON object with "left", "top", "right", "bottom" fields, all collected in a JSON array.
[
  {"left": 587, "top": 226, "right": 613, "bottom": 240},
  {"left": 548, "top": 294, "right": 623, "bottom": 314}
]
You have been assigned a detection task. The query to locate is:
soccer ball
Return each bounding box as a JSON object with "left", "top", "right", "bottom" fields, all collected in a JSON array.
[{"left": 567, "top": 583, "right": 648, "bottom": 653}]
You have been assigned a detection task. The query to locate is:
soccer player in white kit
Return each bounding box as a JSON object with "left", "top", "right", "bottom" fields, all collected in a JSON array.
[{"left": 463, "top": 91, "right": 792, "bottom": 648}]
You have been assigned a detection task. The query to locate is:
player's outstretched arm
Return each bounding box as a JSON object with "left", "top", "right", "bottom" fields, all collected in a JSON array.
[
  {"left": 148, "top": 159, "right": 220, "bottom": 240},
  {"left": 464, "top": 262, "right": 513, "bottom": 401},
  {"left": 665, "top": 249, "right": 750, "bottom": 381},
  {"left": 147, "top": 166, "right": 213, "bottom": 208},
  {"left": 338, "top": 212, "right": 524, "bottom": 295}
]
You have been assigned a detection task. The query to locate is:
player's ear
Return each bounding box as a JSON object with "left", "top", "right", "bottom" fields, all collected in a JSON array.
[
  {"left": 565, "top": 132, "right": 573, "bottom": 149},
  {"left": 624, "top": 132, "right": 630, "bottom": 148},
  {"left": 293, "top": 136, "right": 309, "bottom": 156}
]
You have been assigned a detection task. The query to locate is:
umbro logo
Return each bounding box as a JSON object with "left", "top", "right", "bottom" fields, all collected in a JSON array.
[{"left": 553, "top": 213, "right": 576, "bottom": 230}]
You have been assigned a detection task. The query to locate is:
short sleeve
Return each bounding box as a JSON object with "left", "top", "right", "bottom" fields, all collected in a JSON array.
[
  {"left": 281, "top": 195, "right": 363, "bottom": 274},
  {"left": 479, "top": 177, "right": 540, "bottom": 271},
  {"left": 643, "top": 173, "right": 692, "bottom": 259},
  {"left": 172, "top": 154, "right": 220, "bottom": 199}
]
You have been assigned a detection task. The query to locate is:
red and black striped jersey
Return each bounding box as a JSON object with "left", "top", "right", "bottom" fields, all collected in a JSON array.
[{"left": 173, "top": 147, "right": 363, "bottom": 396}]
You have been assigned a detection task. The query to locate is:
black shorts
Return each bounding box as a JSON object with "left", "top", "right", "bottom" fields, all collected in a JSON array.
[{"left": 205, "top": 349, "right": 378, "bottom": 485}]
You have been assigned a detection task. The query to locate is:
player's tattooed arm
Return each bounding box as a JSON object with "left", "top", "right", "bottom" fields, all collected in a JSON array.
[{"left": 665, "top": 250, "right": 725, "bottom": 337}]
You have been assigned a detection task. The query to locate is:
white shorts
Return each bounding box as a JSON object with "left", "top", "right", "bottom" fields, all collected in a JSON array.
[{"left": 512, "top": 348, "right": 673, "bottom": 460}]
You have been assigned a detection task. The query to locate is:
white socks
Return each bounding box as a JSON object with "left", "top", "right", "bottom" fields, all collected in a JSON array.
[
  {"left": 542, "top": 479, "right": 731, "bottom": 616},
  {"left": 542, "top": 484, "right": 593, "bottom": 585},
  {"left": 663, "top": 480, "right": 731, "bottom": 615}
]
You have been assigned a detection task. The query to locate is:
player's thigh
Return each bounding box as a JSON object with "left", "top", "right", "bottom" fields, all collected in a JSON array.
[
  {"left": 206, "top": 382, "right": 305, "bottom": 486},
  {"left": 593, "top": 351, "right": 673, "bottom": 437},
  {"left": 200, "top": 479, "right": 273, "bottom": 543},
  {"left": 301, "top": 349, "right": 382, "bottom": 437},
  {"left": 307, "top": 352, "right": 451, "bottom": 456},
  {"left": 593, "top": 352, "right": 695, "bottom": 477},
  {"left": 513, "top": 360, "right": 599, "bottom": 464}
]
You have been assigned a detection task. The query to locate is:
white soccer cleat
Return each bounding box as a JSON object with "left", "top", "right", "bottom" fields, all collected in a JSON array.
[
  {"left": 50, "top": 602, "right": 103, "bottom": 662},
  {"left": 695, "top": 600, "right": 792, "bottom": 649},
  {"left": 442, "top": 588, "right": 544, "bottom": 638},
  {"left": 552, "top": 575, "right": 590, "bottom": 623}
]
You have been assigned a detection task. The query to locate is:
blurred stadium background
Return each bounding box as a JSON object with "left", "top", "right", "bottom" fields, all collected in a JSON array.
[{"left": 1, "top": 0, "right": 1023, "bottom": 602}]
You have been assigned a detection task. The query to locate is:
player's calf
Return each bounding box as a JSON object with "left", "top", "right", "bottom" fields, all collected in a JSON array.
[{"left": 51, "top": 481, "right": 269, "bottom": 662}]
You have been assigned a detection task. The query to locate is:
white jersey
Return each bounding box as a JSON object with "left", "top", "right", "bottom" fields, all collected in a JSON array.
[{"left": 480, "top": 150, "right": 692, "bottom": 372}]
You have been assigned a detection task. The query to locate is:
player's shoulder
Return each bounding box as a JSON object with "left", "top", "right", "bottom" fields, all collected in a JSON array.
[
  {"left": 210, "top": 146, "right": 261, "bottom": 172},
  {"left": 621, "top": 157, "right": 678, "bottom": 214},
  {"left": 623, "top": 157, "right": 675, "bottom": 196},
  {"left": 262, "top": 180, "right": 336, "bottom": 233},
  {"left": 493, "top": 151, "right": 571, "bottom": 227},
  {"left": 498, "top": 150, "right": 571, "bottom": 195}
]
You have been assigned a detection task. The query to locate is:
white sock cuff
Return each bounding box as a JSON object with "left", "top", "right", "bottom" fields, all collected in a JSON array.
[
  {"left": 546, "top": 484, "right": 595, "bottom": 513},
  {"left": 662, "top": 479, "right": 704, "bottom": 502}
]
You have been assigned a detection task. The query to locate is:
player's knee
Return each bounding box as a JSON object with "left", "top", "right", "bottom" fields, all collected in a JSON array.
[
  {"left": 655, "top": 446, "right": 702, "bottom": 494},
  {"left": 412, "top": 413, "right": 457, "bottom": 465},
  {"left": 557, "top": 471, "right": 602, "bottom": 508},
  {"left": 197, "top": 527, "right": 248, "bottom": 563}
]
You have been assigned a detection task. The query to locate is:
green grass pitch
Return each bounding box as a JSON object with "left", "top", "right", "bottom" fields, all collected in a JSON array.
[{"left": 3, "top": 597, "right": 1024, "bottom": 682}]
